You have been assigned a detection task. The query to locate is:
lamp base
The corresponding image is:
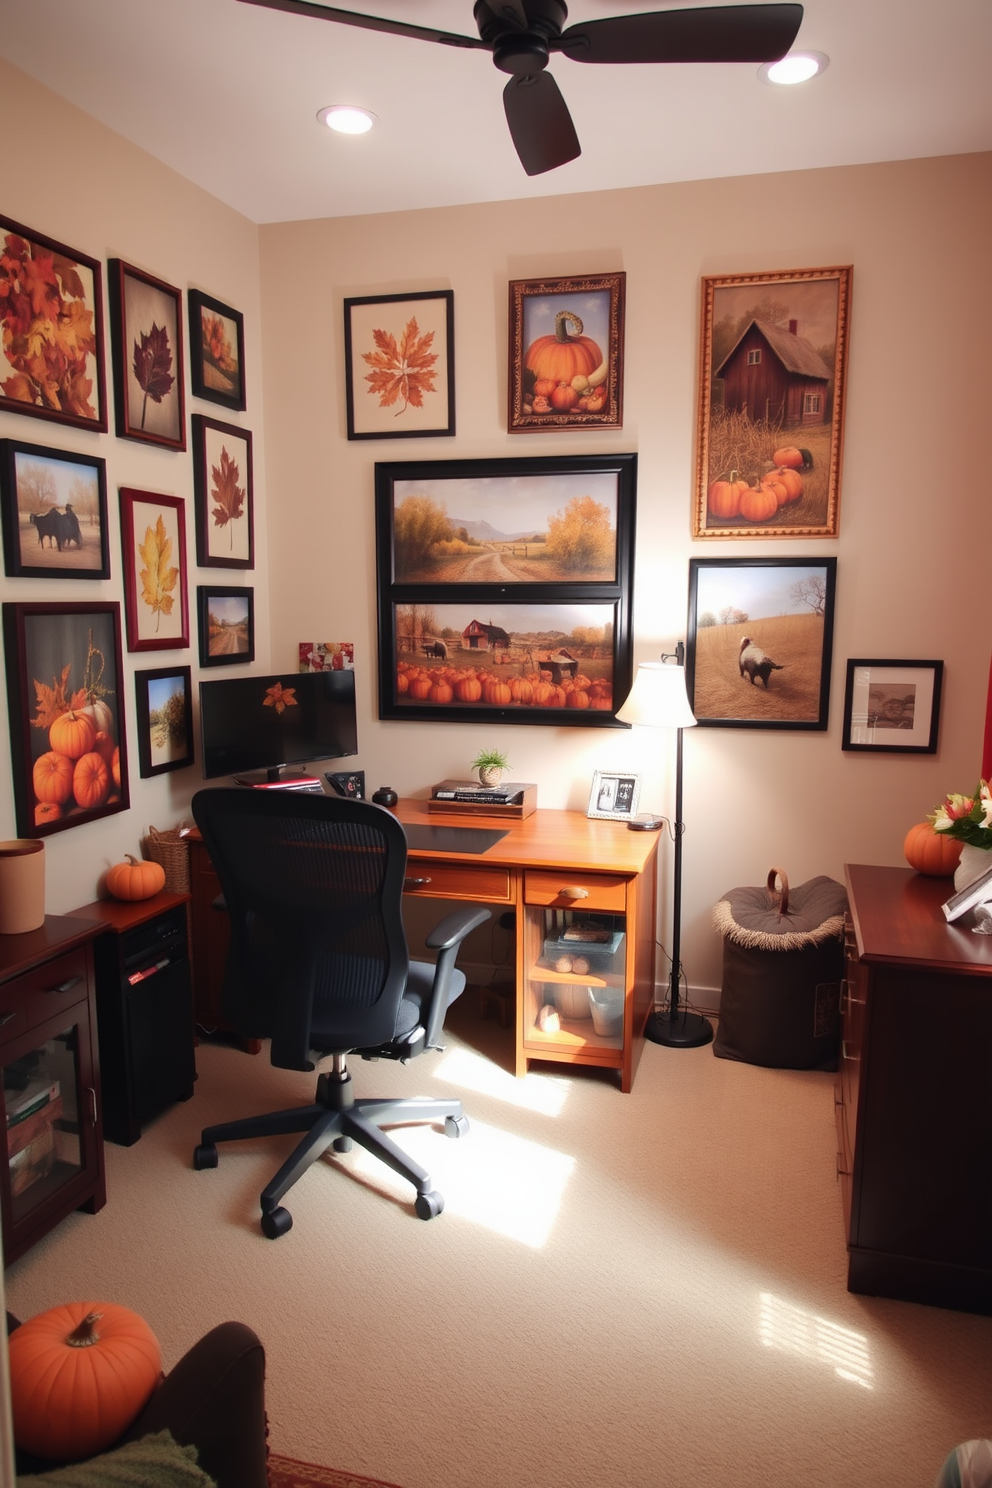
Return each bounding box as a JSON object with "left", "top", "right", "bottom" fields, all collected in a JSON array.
[
  {"left": 628, "top": 812, "right": 664, "bottom": 831},
  {"left": 645, "top": 1007, "right": 714, "bottom": 1048}
]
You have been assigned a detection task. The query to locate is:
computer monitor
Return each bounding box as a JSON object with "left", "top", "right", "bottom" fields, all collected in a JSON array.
[{"left": 199, "top": 669, "right": 358, "bottom": 785}]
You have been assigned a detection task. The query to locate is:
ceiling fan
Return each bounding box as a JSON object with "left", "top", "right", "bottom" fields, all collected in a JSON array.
[{"left": 237, "top": 0, "right": 803, "bottom": 176}]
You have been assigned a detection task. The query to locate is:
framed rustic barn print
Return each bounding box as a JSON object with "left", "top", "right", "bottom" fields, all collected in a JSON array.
[
  {"left": 686, "top": 557, "right": 837, "bottom": 730},
  {"left": 375, "top": 452, "right": 636, "bottom": 726},
  {"left": 0, "top": 215, "right": 108, "bottom": 433},
  {"left": 197, "top": 585, "right": 254, "bottom": 667},
  {"left": 841, "top": 659, "right": 943, "bottom": 754},
  {"left": 508, "top": 272, "right": 624, "bottom": 433},
  {"left": 119, "top": 488, "right": 190, "bottom": 652},
  {"left": 188, "top": 289, "right": 246, "bottom": 411},
  {"left": 0, "top": 439, "right": 110, "bottom": 580},
  {"left": 134, "top": 665, "right": 194, "bottom": 776},
  {"left": 693, "top": 266, "right": 852, "bottom": 539},
  {"left": 1, "top": 600, "right": 130, "bottom": 837},
  {"left": 344, "top": 290, "right": 454, "bottom": 440},
  {"left": 108, "top": 259, "right": 186, "bottom": 449},
  {"left": 192, "top": 414, "right": 253, "bottom": 568}
]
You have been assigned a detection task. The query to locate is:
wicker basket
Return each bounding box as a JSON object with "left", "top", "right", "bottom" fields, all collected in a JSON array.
[{"left": 143, "top": 823, "right": 192, "bottom": 895}]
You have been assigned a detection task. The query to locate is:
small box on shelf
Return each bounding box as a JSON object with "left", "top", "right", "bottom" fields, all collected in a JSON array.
[{"left": 429, "top": 780, "right": 537, "bottom": 818}]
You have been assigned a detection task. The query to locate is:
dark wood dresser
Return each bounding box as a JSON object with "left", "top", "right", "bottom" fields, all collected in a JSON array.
[{"left": 840, "top": 864, "right": 992, "bottom": 1314}]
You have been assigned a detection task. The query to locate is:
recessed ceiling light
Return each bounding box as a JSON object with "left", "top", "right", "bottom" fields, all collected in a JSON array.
[
  {"left": 317, "top": 105, "right": 376, "bottom": 135},
  {"left": 758, "top": 51, "right": 829, "bottom": 86}
]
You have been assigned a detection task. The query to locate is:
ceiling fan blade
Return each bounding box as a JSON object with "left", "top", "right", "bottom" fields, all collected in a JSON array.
[
  {"left": 236, "top": 0, "right": 488, "bottom": 52},
  {"left": 558, "top": 4, "right": 804, "bottom": 65},
  {"left": 503, "top": 72, "right": 580, "bottom": 176}
]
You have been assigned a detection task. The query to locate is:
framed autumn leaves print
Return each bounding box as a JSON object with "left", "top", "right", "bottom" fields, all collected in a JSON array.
[
  {"left": 108, "top": 259, "right": 186, "bottom": 450},
  {"left": 188, "top": 289, "right": 246, "bottom": 412},
  {"left": 192, "top": 414, "right": 254, "bottom": 569},
  {"left": 344, "top": 290, "right": 455, "bottom": 440},
  {"left": 119, "top": 490, "right": 190, "bottom": 652}
]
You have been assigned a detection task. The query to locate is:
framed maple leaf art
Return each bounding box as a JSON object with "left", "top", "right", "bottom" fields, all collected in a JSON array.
[
  {"left": 119, "top": 489, "right": 190, "bottom": 653},
  {"left": 344, "top": 290, "right": 455, "bottom": 440},
  {"left": 192, "top": 414, "right": 254, "bottom": 569},
  {"left": 108, "top": 259, "right": 186, "bottom": 450},
  {"left": 188, "top": 289, "right": 246, "bottom": 412},
  {"left": 1, "top": 600, "right": 130, "bottom": 837}
]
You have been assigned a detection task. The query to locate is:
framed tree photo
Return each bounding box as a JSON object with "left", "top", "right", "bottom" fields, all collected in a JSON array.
[
  {"left": 192, "top": 414, "right": 253, "bottom": 568},
  {"left": 2, "top": 601, "right": 130, "bottom": 837},
  {"left": 119, "top": 488, "right": 190, "bottom": 652},
  {"left": 0, "top": 215, "right": 108, "bottom": 432},
  {"left": 108, "top": 259, "right": 186, "bottom": 449},
  {"left": 693, "top": 265, "right": 852, "bottom": 539},
  {"left": 197, "top": 585, "right": 254, "bottom": 667},
  {"left": 686, "top": 557, "right": 837, "bottom": 730},
  {"left": 188, "top": 289, "right": 246, "bottom": 411},
  {"left": 344, "top": 290, "right": 454, "bottom": 440},
  {"left": 842, "top": 659, "right": 943, "bottom": 754},
  {"left": 508, "top": 272, "right": 625, "bottom": 433},
  {"left": 1, "top": 439, "right": 110, "bottom": 580},
  {"left": 134, "top": 665, "right": 194, "bottom": 776}
]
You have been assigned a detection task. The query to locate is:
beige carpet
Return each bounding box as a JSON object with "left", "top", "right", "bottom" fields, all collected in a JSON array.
[{"left": 5, "top": 999, "right": 991, "bottom": 1488}]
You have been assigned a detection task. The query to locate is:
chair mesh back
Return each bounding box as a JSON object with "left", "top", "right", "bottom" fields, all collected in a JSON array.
[{"left": 192, "top": 790, "right": 410, "bottom": 1068}]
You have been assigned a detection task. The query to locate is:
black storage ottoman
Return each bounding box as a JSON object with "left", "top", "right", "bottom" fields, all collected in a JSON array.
[{"left": 712, "top": 868, "right": 847, "bottom": 1070}]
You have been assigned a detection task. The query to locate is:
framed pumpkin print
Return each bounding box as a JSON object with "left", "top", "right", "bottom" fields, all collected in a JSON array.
[
  {"left": 0, "top": 215, "right": 108, "bottom": 432},
  {"left": 508, "top": 272, "right": 624, "bottom": 433},
  {"left": 119, "top": 488, "right": 190, "bottom": 652},
  {"left": 188, "top": 289, "right": 246, "bottom": 411},
  {"left": 134, "top": 665, "right": 194, "bottom": 776},
  {"left": 2, "top": 601, "right": 130, "bottom": 837},
  {"left": 841, "top": 659, "right": 943, "bottom": 754},
  {"left": 108, "top": 259, "right": 186, "bottom": 449},
  {"left": 344, "top": 290, "right": 454, "bottom": 440},
  {"left": 686, "top": 557, "right": 836, "bottom": 730},
  {"left": 0, "top": 439, "right": 110, "bottom": 580},
  {"left": 693, "top": 265, "right": 852, "bottom": 539},
  {"left": 192, "top": 415, "right": 253, "bottom": 569}
]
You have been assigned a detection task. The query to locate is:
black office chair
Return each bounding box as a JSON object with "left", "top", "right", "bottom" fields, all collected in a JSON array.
[{"left": 190, "top": 788, "right": 490, "bottom": 1237}]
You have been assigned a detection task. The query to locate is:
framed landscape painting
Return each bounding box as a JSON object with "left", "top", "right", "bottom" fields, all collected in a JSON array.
[
  {"left": 197, "top": 585, "right": 254, "bottom": 667},
  {"left": 686, "top": 557, "right": 837, "bottom": 729},
  {"left": 0, "top": 439, "right": 110, "bottom": 580},
  {"left": 134, "top": 665, "right": 194, "bottom": 776},
  {"left": 0, "top": 216, "right": 108, "bottom": 433},
  {"left": 108, "top": 259, "right": 186, "bottom": 449}
]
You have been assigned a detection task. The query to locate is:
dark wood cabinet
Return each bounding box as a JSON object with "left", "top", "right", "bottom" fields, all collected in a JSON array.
[
  {"left": 839, "top": 864, "right": 992, "bottom": 1314},
  {"left": 0, "top": 917, "right": 107, "bottom": 1266}
]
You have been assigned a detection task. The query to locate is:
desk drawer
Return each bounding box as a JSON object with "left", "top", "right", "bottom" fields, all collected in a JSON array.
[
  {"left": 404, "top": 859, "right": 512, "bottom": 904},
  {"left": 525, "top": 870, "right": 628, "bottom": 913},
  {"left": 24, "top": 948, "right": 91, "bottom": 1028}
]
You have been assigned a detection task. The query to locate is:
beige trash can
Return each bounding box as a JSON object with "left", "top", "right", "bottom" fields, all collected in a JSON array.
[{"left": 0, "top": 839, "right": 46, "bottom": 935}]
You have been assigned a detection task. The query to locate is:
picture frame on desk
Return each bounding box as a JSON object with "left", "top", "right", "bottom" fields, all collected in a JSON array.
[{"left": 587, "top": 770, "right": 641, "bottom": 821}]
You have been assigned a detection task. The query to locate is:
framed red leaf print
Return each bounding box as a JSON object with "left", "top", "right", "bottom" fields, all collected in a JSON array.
[
  {"left": 344, "top": 290, "right": 454, "bottom": 440},
  {"left": 192, "top": 414, "right": 254, "bottom": 569},
  {"left": 108, "top": 259, "right": 186, "bottom": 449}
]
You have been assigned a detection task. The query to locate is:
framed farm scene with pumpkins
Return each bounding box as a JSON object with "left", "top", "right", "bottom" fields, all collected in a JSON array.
[{"left": 693, "top": 265, "right": 852, "bottom": 540}]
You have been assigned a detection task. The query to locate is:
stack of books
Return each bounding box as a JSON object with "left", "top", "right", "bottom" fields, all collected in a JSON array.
[
  {"left": 6, "top": 1077, "right": 62, "bottom": 1197},
  {"left": 428, "top": 780, "right": 537, "bottom": 819}
]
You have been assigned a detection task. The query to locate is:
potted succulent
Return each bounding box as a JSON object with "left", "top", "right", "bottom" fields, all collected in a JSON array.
[{"left": 470, "top": 747, "right": 511, "bottom": 788}]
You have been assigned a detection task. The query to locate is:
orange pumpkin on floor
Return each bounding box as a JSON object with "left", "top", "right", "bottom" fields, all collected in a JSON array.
[
  {"left": 8, "top": 1301, "right": 162, "bottom": 1461},
  {"left": 903, "top": 821, "right": 963, "bottom": 877}
]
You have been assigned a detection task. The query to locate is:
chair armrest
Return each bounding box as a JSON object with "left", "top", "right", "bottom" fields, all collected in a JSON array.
[
  {"left": 423, "top": 906, "right": 492, "bottom": 1049},
  {"left": 425, "top": 905, "right": 492, "bottom": 952}
]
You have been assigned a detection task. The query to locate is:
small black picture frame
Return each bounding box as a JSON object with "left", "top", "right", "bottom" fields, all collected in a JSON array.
[
  {"left": 344, "top": 289, "right": 454, "bottom": 440},
  {"left": 197, "top": 585, "right": 254, "bottom": 668},
  {"left": 188, "top": 289, "right": 246, "bottom": 411},
  {"left": 134, "top": 665, "right": 194, "bottom": 776},
  {"left": 0, "top": 439, "right": 110, "bottom": 580},
  {"left": 841, "top": 658, "right": 943, "bottom": 753}
]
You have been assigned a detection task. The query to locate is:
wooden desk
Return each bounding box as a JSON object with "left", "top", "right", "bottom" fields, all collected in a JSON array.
[
  {"left": 839, "top": 864, "right": 992, "bottom": 1313},
  {"left": 188, "top": 800, "right": 660, "bottom": 1092}
]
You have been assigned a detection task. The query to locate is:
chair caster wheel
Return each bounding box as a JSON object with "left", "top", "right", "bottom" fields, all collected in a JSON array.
[
  {"left": 415, "top": 1190, "right": 444, "bottom": 1221},
  {"left": 333, "top": 1135, "right": 353, "bottom": 1153},
  {"left": 444, "top": 1115, "right": 469, "bottom": 1139},
  {"left": 193, "top": 1144, "right": 218, "bottom": 1169},
  {"left": 261, "top": 1207, "right": 293, "bottom": 1239}
]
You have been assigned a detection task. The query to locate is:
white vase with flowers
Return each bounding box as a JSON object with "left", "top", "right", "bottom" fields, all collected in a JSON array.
[{"left": 929, "top": 780, "right": 992, "bottom": 891}]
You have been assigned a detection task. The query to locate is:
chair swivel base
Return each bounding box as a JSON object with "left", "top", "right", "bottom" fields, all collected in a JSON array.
[{"left": 193, "top": 1063, "right": 467, "bottom": 1235}]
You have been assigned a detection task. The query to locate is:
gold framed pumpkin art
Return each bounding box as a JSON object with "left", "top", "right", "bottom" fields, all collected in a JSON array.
[
  {"left": 508, "top": 272, "right": 625, "bottom": 433},
  {"left": 693, "top": 265, "right": 852, "bottom": 539}
]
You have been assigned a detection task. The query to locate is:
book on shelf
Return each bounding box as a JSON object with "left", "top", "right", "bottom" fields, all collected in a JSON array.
[
  {"left": 433, "top": 785, "right": 525, "bottom": 805},
  {"left": 5, "top": 1078, "right": 60, "bottom": 1129},
  {"left": 7, "top": 1095, "right": 63, "bottom": 1160},
  {"left": 941, "top": 859, "right": 992, "bottom": 922},
  {"left": 428, "top": 780, "right": 538, "bottom": 818}
]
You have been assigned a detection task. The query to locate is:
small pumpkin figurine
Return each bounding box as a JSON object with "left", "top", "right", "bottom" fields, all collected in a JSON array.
[
  {"left": 903, "top": 821, "right": 963, "bottom": 878},
  {"left": 106, "top": 853, "right": 166, "bottom": 901},
  {"left": 8, "top": 1301, "right": 162, "bottom": 1460}
]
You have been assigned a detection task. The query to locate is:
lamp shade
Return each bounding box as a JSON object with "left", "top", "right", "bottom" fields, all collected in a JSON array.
[{"left": 616, "top": 661, "right": 697, "bottom": 730}]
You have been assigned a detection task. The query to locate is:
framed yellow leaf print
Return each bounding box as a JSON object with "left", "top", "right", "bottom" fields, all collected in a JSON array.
[
  {"left": 192, "top": 414, "right": 254, "bottom": 568},
  {"left": 344, "top": 289, "right": 454, "bottom": 440},
  {"left": 119, "top": 488, "right": 190, "bottom": 652}
]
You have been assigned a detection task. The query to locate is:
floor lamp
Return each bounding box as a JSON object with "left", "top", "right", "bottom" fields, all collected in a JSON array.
[{"left": 616, "top": 646, "right": 714, "bottom": 1048}]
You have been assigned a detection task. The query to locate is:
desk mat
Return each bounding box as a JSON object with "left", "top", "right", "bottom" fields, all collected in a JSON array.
[{"left": 403, "top": 823, "right": 508, "bottom": 855}]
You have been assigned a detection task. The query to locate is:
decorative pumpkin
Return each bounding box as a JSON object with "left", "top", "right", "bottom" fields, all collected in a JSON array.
[
  {"left": 739, "top": 483, "right": 780, "bottom": 522},
  {"left": 483, "top": 680, "right": 512, "bottom": 707},
  {"left": 49, "top": 709, "right": 96, "bottom": 761},
  {"left": 33, "top": 750, "right": 74, "bottom": 805},
  {"left": 509, "top": 678, "right": 533, "bottom": 705},
  {"left": 79, "top": 700, "right": 114, "bottom": 737},
  {"left": 771, "top": 445, "right": 805, "bottom": 469},
  {"left": 428, "top": 680, "right": 453, "bottom": 704},
  {"left": 565, "top": 688, "right": 590, "bottom": 709},
  {"left": 524, "top": 310, "right": 603, "bottom": 388},
  {"left": 767, "top": 465, "right": 804, "bottom": 502},
  {"left": 106, "top": 854, "right": 166, "bottom": 901},
  {"left": 550, "top": 382, "right": 580, "bottom": 412},
  {"left": 407, "top": 676, "right": 432, "bottom": 700},
  {"left": 73, "top": 751, "right": 111, "bottom": 810},
  {"left": 8, "top": 1301, "right": 162, "bottom": 1461},
  {"left": 759, "top": 473, "right": 790, "bottom": 506},
  {"left": 533, "top": 377, "right": 556, "bottom": 398},
  {"left": 455, "top": 676, "right": 482, "bottom": 703},
  {"left": 708, "top": 472, "right": 748, "bottom": 520},
  {"left": 92, "top": 730, "right": 116, "bottom": 769},
  {"left": 34, "top": 801, "right": 62, "bottom": 825},
  {"left": 903, "top": 821, "right": 963, "bottom": 877}
]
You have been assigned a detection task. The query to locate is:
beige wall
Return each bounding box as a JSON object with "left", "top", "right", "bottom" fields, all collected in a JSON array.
[{"left": 3, "top": 54, "right": 991, "bottom": 999}]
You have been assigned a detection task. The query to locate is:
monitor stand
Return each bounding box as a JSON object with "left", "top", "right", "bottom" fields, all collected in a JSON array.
[{"left": 231, "top": 768, "right": 321, "bottom": 789}]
